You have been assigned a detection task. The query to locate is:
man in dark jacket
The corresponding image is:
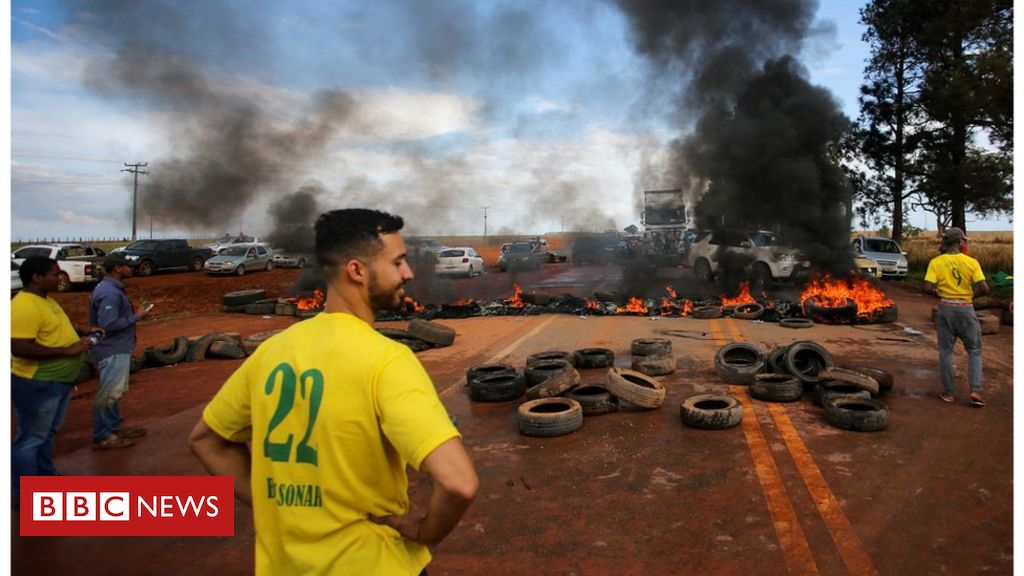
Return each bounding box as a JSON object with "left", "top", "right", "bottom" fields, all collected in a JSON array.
[{"left": 88, "top": 252, "right": 150, "bottom": 449}]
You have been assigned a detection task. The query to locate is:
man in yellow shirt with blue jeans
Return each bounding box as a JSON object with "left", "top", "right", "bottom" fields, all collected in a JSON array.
[
  {"left": 924, "top": 227, "right": 988, "bottom": 406},
  {"left": 190, "top": 209, "right": 478, "bottom": 575}
]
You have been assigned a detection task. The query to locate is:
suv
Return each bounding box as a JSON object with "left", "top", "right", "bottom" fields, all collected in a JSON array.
[
  {"left": 688, "top": 230, "right": 809, "bottom": 287},
  {"left": 852, "top": 236, "right": 908, "bottom": 279},
  {"left": 11, "top": 243, "right": 105, "bottom": 292},
  {"left": 119, "top": 239, "right": 214, "bottom": 276},
  {"left": 498, "top": 242, "right": 542, "bottom": 272}
]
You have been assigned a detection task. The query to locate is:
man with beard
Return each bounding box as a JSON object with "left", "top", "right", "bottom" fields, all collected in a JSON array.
[{"left": 190, "top": 209, "right": 477, "bottom": 575}]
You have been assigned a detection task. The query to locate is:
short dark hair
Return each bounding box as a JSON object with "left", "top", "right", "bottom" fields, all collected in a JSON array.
[
  {"left": 19, "top": 256, "right": 57, "bottom": 285},
  {"left": 315, "top": 209, "right": 405, "bottom": 269}
]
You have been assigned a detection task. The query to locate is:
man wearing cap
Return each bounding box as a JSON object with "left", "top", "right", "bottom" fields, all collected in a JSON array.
[
  {"left": 88, "top": 252, "right": 151, "bottom": 449},
  {"left": 924, "top": 227, "right": 989, "bottom": 406}
]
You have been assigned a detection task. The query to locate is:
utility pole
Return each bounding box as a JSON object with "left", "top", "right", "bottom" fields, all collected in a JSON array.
[
  {"left": 121, "top": 162, "right": 148, "bottom": 241},
  {"left": 482, "top": 207, "right": 489, "bottom": 237},
  {"left": 561, "top": 215, "right": 565, "bottom": 233}
]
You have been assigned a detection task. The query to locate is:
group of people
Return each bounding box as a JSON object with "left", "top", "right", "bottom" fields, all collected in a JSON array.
[{"left": 11, "top": 212, "right": 990, "bottom": 574}]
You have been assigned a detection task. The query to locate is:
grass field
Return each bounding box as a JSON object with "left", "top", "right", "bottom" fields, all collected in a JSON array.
[{"left": 887, "top": 231, "right": 1014, "bottom": 276}]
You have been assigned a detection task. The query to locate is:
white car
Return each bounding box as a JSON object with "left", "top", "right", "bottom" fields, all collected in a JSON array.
[
  {"left": 272, "top": 251, "right": 309, "bottom": 268},
  {"left": 688, "top": 230, "right": 810, "bottom": 288},
  {"left": 204, "top": 234, "right": 264, "bottom": 255},
  {"left": 11, "top": 261, "right": 23, "bottom": 294},
  {"left": 435, "top": 247, "right": 485, "bottom": 277},
  {"left": 11, "top": 243, "right": 104, "bottom": 292},
  {"left": 852, "top": 236, "right": 909, "bottom": 278}
]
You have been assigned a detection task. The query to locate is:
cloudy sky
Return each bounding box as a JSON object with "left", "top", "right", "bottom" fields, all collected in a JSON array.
[{"left": 9, "top": 0, "right": 1009, "bottom": 241}]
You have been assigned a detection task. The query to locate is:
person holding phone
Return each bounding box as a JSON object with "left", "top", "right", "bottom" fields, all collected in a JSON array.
[{"left": 88, "top": 252, "right": 151, "bottom": 449}]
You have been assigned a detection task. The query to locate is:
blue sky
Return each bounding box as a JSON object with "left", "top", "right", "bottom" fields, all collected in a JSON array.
[{"left": 9, "top": 0, "right": 1011, "bottom": 241}]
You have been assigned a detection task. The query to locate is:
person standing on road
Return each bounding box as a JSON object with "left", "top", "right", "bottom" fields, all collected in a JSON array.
[
  {"left": 88, "top": 252, "right": 150, "bottom": 450},
  {"left": 11, "top": 257, "right": 103, "bottom": 499},
  {"left": 190, "top": 209, "right": 478, "bottom": 575},
  {"left": 924, "top": 227, "right": 989, "bottom": 406}
]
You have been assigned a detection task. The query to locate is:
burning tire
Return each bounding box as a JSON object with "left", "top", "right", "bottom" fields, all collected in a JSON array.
[
  {"left": 407, "top": 319, "right": 456, "bottom": 347},
  {"left": 823, "top": 397, "right": 890, "bottom": 432},
  {"left": 604, "top": 367, "right": 666, "bottom": 409},
  {"left": 714, "top": 343, "right": 765, "bottom": 385},
  {"left": 207, "top": 341, "right": 247, "bottom": 359},
  {"left": 818, "top": 367, "right": 879, "bottom": 396},
  {"left": 815, "top": 381, "right": 872, "bottom": 407},
  {"left": 692, "top": 305, "right": 723, "bottom": 319},
  {"left": 838, "top": 365, "right": 893, "bottom": 394},
  {"left": 223, "top": 289, "right": 268, "bottom": 307},
  {"left": 525, "top": 367, "right": 581, "bottom": 400},
  {"left": 631, "top": 354, "right": 676, "bottom": 376},
  {"left": 630, "top": 338, "right": 671, "bottom": 357},
  {"left": 766, "top": 346, "right": 789, "bottom": 374},
  {"left": 466, "top": 363, "right": 517, "bottom": 384},
  {"left": 749, "top": 374, "right": 802, "bottom": 403},
  {"left": 593, "top": 291, "right": 624, "bottom": 304},
  {"left": 469, "top": 372, "right": 526, "bottom": 402},
  {"left": 567, "top": 385, "right": 618, "bottom": 416},
  {"left": 783, "top": 341, "right": 833, "bottom": 385},
  {"left": 732, "top": 303, "right": 764, "bottom": 320},
  {"left": 573, "top": 348, "right": 615, "bottom": 369},
  {"left": 146, "top": 336, "right": 190, "bottom": 366},
  {"left": 802, "top": 296, "right": 858, "bottom": 324},
  {"left": 526, "top": 350, "right": 573, "bottom": 367},
  {"left": 679, "top": 394, "right": 743, "bottom": 430},
  {"left": 525, "top": 359, "right": 574, "bottom": 386},
  {"left": 517, "top": 398, "right": 584, "bottom": 438},
  {"left": 779, "top": 317, "right": 814, "bottom": 329}
]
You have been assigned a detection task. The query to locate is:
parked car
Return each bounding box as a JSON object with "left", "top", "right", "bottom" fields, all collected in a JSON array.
[
  {"left": 205, "top": 245, "right": 274, "bottom": 275},
  {"left": 498, "top": 242, "right": 542, "bottom": 272},
  {"left": 852, "top": 236, "right": 908, "bottom": 279},
  {"left": 571, "top": 233, "right": 620, "bottom": 265},
  {"left": 118, "top": 239, "right": 214, "bottom": 276},
  {"left": 271, "top": 251, "right": 309, "bottom": 268},
  {"left": 854, "top": 255, "right": 882, "bottom": 279},
  {"left": 204, "top": 234, "right": 264, "bottom": 255},
  {"left": 11, "top": 243, "right": 105, "bottom": 291},
  {"left": 688, "top": 229, "right": 810, "bottom": 288},
  {"left": 408, "top": 238, "right": 450, "bottom": 263},
  {"left": 435, "top": 247, "right": 485, "bottom": 277},
  {"left": 11, "top": 261, "right": 23, "bottom": 294}
]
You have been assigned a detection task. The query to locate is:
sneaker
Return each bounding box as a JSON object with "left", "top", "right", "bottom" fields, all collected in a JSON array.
[
  {"left": 92, "top": 434, "right": 135, "bottom": 451},
  {"left": 939, "top": 393, "right": 955, "bottom": 403},
  {"left": 970, "top": 394, "right": 986, "bottom": 407},
  {"left": 116, "top": 426, "right": 148, "bottom": 439}
]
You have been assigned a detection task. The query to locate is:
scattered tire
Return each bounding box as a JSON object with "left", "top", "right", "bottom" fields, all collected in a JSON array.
[
  {"left": 146, "top": 336, "right": 189, "bottom": 366},
  {"left": 466, "top": 363, "right": 517, "bottom": 384},
  {"left": 517, "top": 398, "right": 584, "bottom": 437},
  {"left": 407, "top": 319, "right": 456, "bottom": 347},
  {"left": 749, "top": 373, "right": 803, "bottom": 403},
  {"left": 766, "top": 346, "right": 790, "bottom": 374},
  {"left": 631, "top": 354, "right": 676, "bottom": 376},
  {"left": 784, "top": 341, "right": 834, "bottom": 385},
  {"left": 630, "top": 338, "right": 672, "bottom": 357},
  {"left": 818, "top": 367, "right": 879, "bottom": 395},
  {"left": 525, "top": 367, "right": 581, "bottom": 400},
  {"left": 377, "top": 327, "right": 411, "bottom": 339},
  {"left": 527, "top": 350, "right": 574, "bottom": 366},
  {"left": 469, "top": 372, "right": 527, "bottom": 402},
  {"left": 680, "top": 394, "right": 743, "bottom": 430},
  {"left": 714, "top": 343, "right": 765, "bottom": 385},
  {"left": 780, "top": 317, "right": 814, "bottom": 329},
  {"left": 692, "top": 305, "right": 723, "bottom": 319},
  {"left": 838, "top": 365, "right": 893, "bottom": 394},
  {"left": 573, "top": 348, "right": 615, "bottom": 369},
  {"left": 733, "top": 303, "right": 765, "bottom": 320},
  {"left": 605, "top": 367, "right": 666, "bottom": 409},
  {"left": 567, "top": 385, "right": 618, "bottom": 416},
  {"left": 823, "top": 397, "right": 890, "bottom": 432},
  {"left": 186, "top": 333, "right": 237, "bottom": 363},
  {"left": 393, "top": 336, "right": 433, "bottom": 353},
  {"left": 525, "top": 359, "right": 575, "bottom": 387},
  {"left": 245, "top": 299, "right": 278, "bottom": 315},
  {"left": 815, "top": 382, "right": 872, "bottom": 407},
  {"left": 242, "top": 330, "right": 283, "bottom": 355},
  {"left": 222, "top": 289, "right": 268, "bottom": 307},
  {"left": 207, "top": 341, "right": 247, "bottom": 359}
]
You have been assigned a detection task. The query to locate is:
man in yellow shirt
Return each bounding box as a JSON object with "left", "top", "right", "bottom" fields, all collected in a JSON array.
[
  {"left": 190, "top": 209, "right": 478, "bottom": 575},
  {"left": 924, "top": 227, "right": 989, "bottom": 406},
  {"left": 11, "top": 257, "right": 102, "bottom": 500}
]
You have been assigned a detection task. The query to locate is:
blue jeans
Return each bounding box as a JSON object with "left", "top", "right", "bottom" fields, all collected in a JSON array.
[
  {"left": 94, "top": 353, "right": 131, "bottom": 442},
  {"left": 12, "top": 375, "right": 73, "bottom": 498},
  {"left": 936, "top": 304, "right": 983, "bottom": 394}
]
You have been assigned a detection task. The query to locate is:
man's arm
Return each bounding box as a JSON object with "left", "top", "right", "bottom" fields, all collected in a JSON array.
[
  {"left": 372, "top": 437, "right": 478, "bottom": 546},
  {"left": 11, "top": 337, "right": 89, "bottom": 360},
  {"left": 188, "top": 418, "right": 253, "bottom": 506},
  {"left": 94, "top": 293, "right": 144, "bottom": 333},
  {"left": 974, "top": 280, "right": 990, "bottom": 296},
  {"left": 924, "top": 282, "right": 938, "bottom": 297}
]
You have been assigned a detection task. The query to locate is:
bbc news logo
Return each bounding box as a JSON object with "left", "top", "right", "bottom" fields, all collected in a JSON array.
[{"left": 21, "top": 476, "right": 234, "bottom": 536}]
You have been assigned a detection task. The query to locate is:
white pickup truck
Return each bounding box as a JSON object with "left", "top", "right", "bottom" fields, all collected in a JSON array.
[{"left": 11, "top": 243, "right": 105, "bottom": 292}]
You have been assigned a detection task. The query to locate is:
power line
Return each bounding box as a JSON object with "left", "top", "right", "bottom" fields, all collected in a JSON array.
[{"left": 121, "top": 162, "right": 149, "bottom": 241}]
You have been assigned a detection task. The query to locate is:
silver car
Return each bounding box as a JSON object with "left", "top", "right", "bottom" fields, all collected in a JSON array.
[
  {"left": 852, "top": 236, "right": 908, "bottom": 278},
  {"left": 204, "top": 245, "right": 274, "bottom": 276}
]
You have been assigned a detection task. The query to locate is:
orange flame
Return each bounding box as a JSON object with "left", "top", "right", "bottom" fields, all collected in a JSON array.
[
  {"left": 800, "top": 274, "right": 894, "bottom": 318},
  {"left": 451, "top": 298, "right": 474, "bottom": 307},
  {"left": 720, "top": 282, "right": 757, "bottom": 306},
  {"left": 616, "top": 296, "right": 649, "bottom": 315},
  {"left": 683, "top": 300, "right": 694, "bottom": 316},
  {"left": 296, "top": 289, "right": 325, "bottom": 311},
  {"left": 402, "top": 295, "right": 425, "bottom": 313},
  {"left": 665, "top": 285, "right": 678, "bottom": 299},
  {"left": 586, "top": 299, "right": 600, "bottom": 310},
  {"left": 505, "top": 284, "right": 525, "bottom": 309}
]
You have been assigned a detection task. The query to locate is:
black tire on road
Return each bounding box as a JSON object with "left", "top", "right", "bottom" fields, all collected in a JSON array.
[
  {"left": 525, "top": 359, "right": 574, "bottom": 386},
  {"left": 714, "top": 343, "right": 765, "bottom": 385},
  {"left": 517, "top": 398, "right": 584, "bottom": 437},
  {"left": 573, "top": 348, "right": 615, "bottom": 369},
  {"left": 749, "top": 373, "right": 803, "bottom": 402},
  {"left": 784, "top": 341, "right": 834, "bottom": 385},
  {"left": 191, "top": 257, "right": 204, "bottom": 271},
  {"left": 525, "top": 367, "right": 580, "bottom": 400},
  {"left": 680, "top": 394, "right": 743, "bottom": 430},
  {"left": 137, "top": 260, "right": 154, "bottom": 277},
  {"left": 631, "top": 353, "right": 676, "bottom": 376},
  {"left": 377, "top": 327, "right": 411, "bottom": 339},
  {"left": 245, "top": 299, "right": 278, "bottom": 315},
  {"left": 733, "top": 303, "right": 765, "bottom": 320},
  {"left": 242, "top": 330, "right": 282, "bottom": 355},
  {"left": 630, "top": 338, "right": 672, "bottom": 357},
  {"left": 147, "top": 336, "right": 190, "bottom": 366},
  {"left": 222, "top": 289, "right": 268, "bottom": 307},
  {"left": 407, "top": 319, "right": 456, "bottom": 347},
  {"left": 466, "top": 363, "right": 517, "bottom": 384},
  {"left": 780, "top": 317, "right": 814, "bottom": 329},
  {"left": 692, "top": 305, "right": 723, "bottom": 319},
  {"left": 207, "top": 341, "right": 247, "bottom": 359},
  {"left": 605, "top": 367, "right": 666, "bottom": 409},
  {"left": 767, "top": 346, "right": 790, "bottom": 374},
  {"left": 526, "top": 350, "right": 573, "bottom": 366},
  {"left": 818, "top": 367, "right": 880, "bottom": 395},
  {"left": 186, "top": 333, "right": 237, "bottom": 362},
  {"left": 394, "top": 336, "right": 433, "bottom": 353},
  {"left": 815, "top": 382, "right": 872, "bottom": 407},
  {"left": 838, "top": 365, "right": 894, "bottom": 394},
  {"left": 469, "top": 372, "right": 526, "bottom": 402},
  {"left": 824, "top": 397, "right": 890, "bottom": 432},
  {"left": 567, "top": 385, "right": 618, "bottom": 416}
]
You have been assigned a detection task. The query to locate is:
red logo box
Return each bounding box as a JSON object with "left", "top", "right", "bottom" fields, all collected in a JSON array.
[{"left": 20, "top": 476, "right": 234, "bottom": 536}]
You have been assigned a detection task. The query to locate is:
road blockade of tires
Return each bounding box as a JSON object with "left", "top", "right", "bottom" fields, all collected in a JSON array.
[
  {"left": 838, "top": 365, "right": 894, "bottom": 393},
  {"left": 679, "top": 394, "right": 743, "bottom": 430},
  {"left": 823, "top": 397, "right": 890, "bottom": 432},
  {"left": 517, "top": 398, "right": 584, "bottom": 437},
  {"left": 525, "top": 359, "right": 575, "bottom": 386},
  {"left": 525, "top": 366, "right": 581, "bottom": 400},
  {"left": 714, "top": 343, "right": 765, "bottom": 384},
  {"left": 604, "top": 367, "right": 666, "bottom": 409},
  {"left": 815, "top": 382, "right": 872, "bottom": 407},
  {"left": 573, "top": 348, "right": 615, "bottom": 369},
  {"left": 466, "top": 362, "right": 518, "bottom": 384},
  {"left": 407, "top": 319, "right": 456, "bottom": 347},
  {"left": 818, "top": 367, "right": 880, "bottom": 396},
  {"left": 749, "top": 373, "right": 803, "bottom": 402},
  {"left": 566, "top": 385, "right": 618, "bottom": 416},
  {"left": 470, "top": 372, "right": 527, "bottom": 402},
  {"left": 784, "top": 341, "right": 834, "bottom": 385},
  {"left": 527, "top": 350, "right": 574, "bottom": 366},
  {"left": 630, "top": 338, "right": 672, "bottom": 357},
  {"left": 631, "top": 353, "right": 676, "bottom": 376}
]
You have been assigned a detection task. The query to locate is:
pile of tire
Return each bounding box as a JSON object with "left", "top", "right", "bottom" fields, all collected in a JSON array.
[
  {"left": 221, "top": 289, "right": 269, "bottom": 313},
  {"left": 378, "top": 319, "right": 457, "bottom": 353},
  {"left": 714, "top": 343, "right": 765, "bottom": 384},
  {"left": 630, "top": 338, "right": 675, "bottom": 376}
]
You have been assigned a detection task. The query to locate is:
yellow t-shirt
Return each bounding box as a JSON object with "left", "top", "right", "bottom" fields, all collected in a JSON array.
[
  {"left": 924, "top": 253, "right": 986, "bottom": 301},
  {"left": 203, "top": 312, "right": 460, "bottom": 576},
  {"left": 11, "top": 291, "right": 82, "bottom": 382}
]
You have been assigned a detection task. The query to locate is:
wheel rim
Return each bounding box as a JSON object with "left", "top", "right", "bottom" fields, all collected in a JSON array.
[
  {"left": 193, "top": 259, "right": 203, "bottom": 271},
  {"left": 266, "top": 261, "right": 273, "bottom": 271},
  {"left": 237, "top": 266, "right": 245, "bottom": 275},
  {"left": 58, "top": 274, "right": 70, "bottom": 291},
  {"left": 140, "top": 262, "right": 152, "bottom": 275}
]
